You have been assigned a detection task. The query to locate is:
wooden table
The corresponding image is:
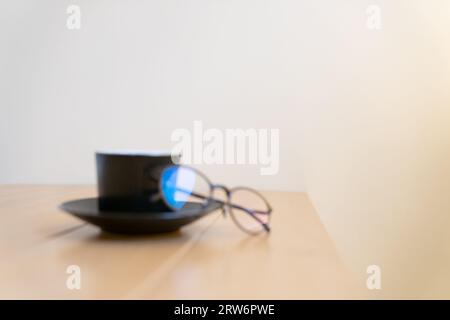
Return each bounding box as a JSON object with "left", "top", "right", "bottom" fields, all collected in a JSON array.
[{"left": 0, "top": 186, "right": 363, "bottom": 299}]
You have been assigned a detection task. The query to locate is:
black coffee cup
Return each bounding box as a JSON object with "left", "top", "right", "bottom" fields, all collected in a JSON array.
[{"left": 96, "top": 150, "right": 180, "bottom": 212}]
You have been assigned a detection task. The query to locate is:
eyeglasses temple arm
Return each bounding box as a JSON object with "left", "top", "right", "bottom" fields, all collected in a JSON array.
[
  {"left": 167, "top": 188, "right": 271, "bottom": 232},
  {"left": 227, "top": 203, "right": 271, "bottom": 232}
]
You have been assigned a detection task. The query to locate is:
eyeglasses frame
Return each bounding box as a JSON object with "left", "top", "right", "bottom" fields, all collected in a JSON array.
[{"left": 158, "top": 165, "right": 272, "bottom": 234}]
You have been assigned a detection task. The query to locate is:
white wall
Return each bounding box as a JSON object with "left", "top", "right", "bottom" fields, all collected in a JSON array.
[
  {"left": 297, "top": 1, "right": 450, "bottom": 298},
  {"left": 2, "top": 0, "right": 450, "bottom": 298},
  {"left": 0, "top": 0, "right": 306, "bottom": 190}
]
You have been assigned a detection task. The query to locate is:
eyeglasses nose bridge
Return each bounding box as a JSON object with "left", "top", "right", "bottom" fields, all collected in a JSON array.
[
  {"left": 212, "top": 184, "right": 231, "bottom": 196},
  {"left": 211, "top": 184, "right": 230, "bottom": 218}
]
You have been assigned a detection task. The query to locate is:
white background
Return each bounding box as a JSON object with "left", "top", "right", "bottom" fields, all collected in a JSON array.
[{"left": 2, "top": 0, "right": 450, "bottom": 298}]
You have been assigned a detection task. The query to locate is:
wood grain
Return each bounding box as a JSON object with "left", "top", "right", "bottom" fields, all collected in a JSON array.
[{"left": 0, "top": 186, "right": 364, "bottom": 299}]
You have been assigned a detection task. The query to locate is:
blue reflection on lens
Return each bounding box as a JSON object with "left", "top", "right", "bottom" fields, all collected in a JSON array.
[{"left": 161, "top": 166, "right": 196, "bottom": 210}]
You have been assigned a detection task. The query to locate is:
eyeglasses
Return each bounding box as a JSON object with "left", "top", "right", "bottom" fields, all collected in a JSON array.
[{"left": 159, "top": 165, "right": 272, "bottom": 235}]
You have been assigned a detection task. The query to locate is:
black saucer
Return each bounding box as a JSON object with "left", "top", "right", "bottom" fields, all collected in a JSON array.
[{"left": 60, "top": 198, "right": 221, "bottom": 234}]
